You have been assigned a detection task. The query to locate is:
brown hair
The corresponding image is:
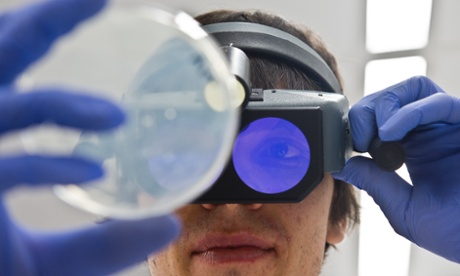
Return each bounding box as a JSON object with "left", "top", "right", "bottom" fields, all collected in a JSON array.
[{"left": 195, "top": 10, "right": 360, "bottom": 251}]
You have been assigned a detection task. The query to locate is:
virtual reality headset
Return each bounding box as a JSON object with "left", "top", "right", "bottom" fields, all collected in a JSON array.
[{"left": 194, "top": 22, "right": 353, "bottom": 204}]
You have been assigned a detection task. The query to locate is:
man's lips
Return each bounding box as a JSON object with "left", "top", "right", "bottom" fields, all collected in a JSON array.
[{"left": 191, "top": 233, "right": 276, "bottom": 264}]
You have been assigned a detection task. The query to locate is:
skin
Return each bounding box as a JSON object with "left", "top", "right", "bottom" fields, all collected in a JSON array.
[{"left": 148, "top": 173, "right": 346, "bottom": 276}]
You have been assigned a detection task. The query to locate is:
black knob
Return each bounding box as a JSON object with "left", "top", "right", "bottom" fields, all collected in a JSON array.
[{"left": 368, "top": 137, "right": 406, "bottom": 171}]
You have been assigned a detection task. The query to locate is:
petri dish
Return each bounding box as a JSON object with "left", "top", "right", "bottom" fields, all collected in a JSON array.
[{"left": 20, "top": 0, "right": 239, "bottom": 219}]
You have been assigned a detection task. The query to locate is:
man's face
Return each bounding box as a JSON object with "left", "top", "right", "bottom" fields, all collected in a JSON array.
[{"left": 148, "top": 173, "right": 345, "bottom": 276}]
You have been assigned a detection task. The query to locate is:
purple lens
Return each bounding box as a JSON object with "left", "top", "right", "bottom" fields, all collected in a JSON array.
[{"left": 232, "top": 117, "right": 311, "bottom": 194}]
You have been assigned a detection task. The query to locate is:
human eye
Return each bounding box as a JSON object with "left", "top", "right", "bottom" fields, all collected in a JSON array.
[{"left": 252, "top": 137, "right": 309, "bottom": 168}]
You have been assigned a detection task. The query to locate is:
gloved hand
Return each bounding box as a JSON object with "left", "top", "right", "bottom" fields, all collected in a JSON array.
[
  {"left": 333, "top": 76, "right": 460, "bottom": 263},
  {"left": 0, "top": 0, "right": 180, "bottom": 275}
]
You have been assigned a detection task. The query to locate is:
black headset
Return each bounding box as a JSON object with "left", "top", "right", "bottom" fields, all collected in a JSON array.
[{"left": 195, "top": 22, "right": 352, "bottom": 203}]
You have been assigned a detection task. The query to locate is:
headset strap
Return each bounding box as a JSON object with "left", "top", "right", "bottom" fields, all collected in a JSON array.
[{"left": 202, "top": 22, "right": 342, "bottom": 93}]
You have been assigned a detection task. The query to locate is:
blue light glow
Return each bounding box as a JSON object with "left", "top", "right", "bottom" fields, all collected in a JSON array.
[{"left": 232, "top": 117, "right": 310, "bottom": 194}]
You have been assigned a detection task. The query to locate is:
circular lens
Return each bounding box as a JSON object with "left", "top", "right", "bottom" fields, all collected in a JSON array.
[
  {"left": 20, "top": 1, "right": 239, "bottom": 219},
  {"left": 232, "top": 117, "right": 310, "bottom": 194}
]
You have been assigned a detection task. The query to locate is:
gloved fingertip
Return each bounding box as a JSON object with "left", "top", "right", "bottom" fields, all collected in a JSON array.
[
  {"left": 331, "top": 156, "right": 374, "bottom": 190},
  {"left": 48, "top": 92, "right": 127, "bottom": 130},
  {"left": 124, "top": 214, "right": 182, "bottom": 249},
  {"left": 51, "top": 157, "right": 105, "bottom": 183},
  {"left": 108, "top": 215, "right": 182, "bottom": 261},
  {"left": 86, "top": 99, "right": 126, "bottom": 130},
  {"left": 148, "top": 214, "right": 182, "bottom": 240},
  {"left": 378, "top": 122, "right": 405, "bottom": 142}
]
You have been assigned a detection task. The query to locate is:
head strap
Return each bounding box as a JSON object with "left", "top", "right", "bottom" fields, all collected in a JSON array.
[{"left": 202, "top": 22, "right": 342, "bottom": 93}]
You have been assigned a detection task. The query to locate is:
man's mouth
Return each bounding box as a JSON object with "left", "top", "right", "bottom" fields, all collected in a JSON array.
[{"left": 191, "top": 233, "right": 276, "bottom": 264}]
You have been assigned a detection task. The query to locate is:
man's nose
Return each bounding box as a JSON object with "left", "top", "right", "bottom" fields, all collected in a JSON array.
[{"left": 201, "top": 203, "right": 263, "bottom": 211}]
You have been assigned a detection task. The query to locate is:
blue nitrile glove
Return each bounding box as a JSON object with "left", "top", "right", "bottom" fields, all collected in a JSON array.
[
  {"left": 0, "top": 0, "right": 180, "bottom": 275},
  {"left": 333, "top": 76, "right": 460, "bottom": 263}
]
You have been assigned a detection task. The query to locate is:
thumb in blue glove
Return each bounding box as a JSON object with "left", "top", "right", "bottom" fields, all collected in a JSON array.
[{"left": 334, "top": 76, "right": 460, "bottom": 263}]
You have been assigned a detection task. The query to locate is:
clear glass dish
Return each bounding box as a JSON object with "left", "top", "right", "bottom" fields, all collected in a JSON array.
[{"left": 20, "top": 0, "right": 239, "bottom": 219}]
